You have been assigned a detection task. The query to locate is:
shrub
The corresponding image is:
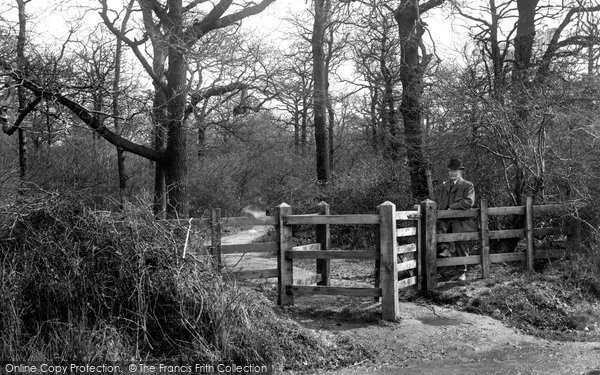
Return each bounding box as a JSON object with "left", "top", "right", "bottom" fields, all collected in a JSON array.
[{"left": 0, "top": 191, "right": 370, "bottom": 370}]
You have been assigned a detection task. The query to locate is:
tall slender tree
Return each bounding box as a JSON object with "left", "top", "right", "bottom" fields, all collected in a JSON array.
[
  {"left": 313, "top": 0, "right": 332, "bottom": 183},
  {"left": 112, "top": 0, "right": 135, "bottom": 201},
  {"left": 395, "top": 0, "right": 444, "bottom": 201}
]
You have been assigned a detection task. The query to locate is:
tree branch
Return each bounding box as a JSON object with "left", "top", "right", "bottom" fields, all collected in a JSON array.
[
  {"left": 184, "top": 0, "right": 277, "bottom": 45},
  {"left": 182, "top": 0, "right": 210, "bottom": 13},
  {"left": 98, "top": 0, "right": 167, "bottom": 93},
  {"left": 419, "top": 0, "right": 445, "bottom": 14},
  {"left": 1, "top": 61, "right": 163, "bottom": 162},
  {"left": 139, "top": 0, "right": 169, "bottom": 24},
  {"left": 184, "top": 82, "right": 249, "bottom": 118},
  {"left": 536, "top": 4, "right": 600, "bottom": 82},
  {"left": 2, "top": 94, "right": 41, "bottom": 136}
]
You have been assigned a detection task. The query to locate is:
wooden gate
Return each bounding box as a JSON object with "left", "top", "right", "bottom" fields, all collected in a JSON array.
[
  {"left": 394, "top": 206, "right": 422, "bottom": 291},
  {"left": 276, "top": 201, "right": 421, "bottom": 321}
]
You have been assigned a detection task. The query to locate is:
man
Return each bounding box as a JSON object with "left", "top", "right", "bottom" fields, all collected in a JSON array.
[{"left": 436, "top": 158, "right": 477, "bottom": 281}]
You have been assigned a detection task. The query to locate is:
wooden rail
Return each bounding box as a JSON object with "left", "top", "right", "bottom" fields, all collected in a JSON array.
[
  {"left": 287, "top": 285, "right": 381, "bottom": 297},
  {"left": 286, "top": 249, "right": 379, "bottom": 260},
  {"left": 421, "top": 197, "right": 580, "bottom": 292},
  {"left": 222, "top": 216, "right": 277, "bottom": 226},
  {"left": 235, "top": 269, "right": 278, "bottom": 279},
  {"left": 436, "top": 249, "right": 569, "bottom": 268},
  {"left": 285, "top": 214, "right": 379, "bottom": 225},
  {"left": 221, "top": 242, "right": 278, "bottom": 254},
  {"left": 397, "top": 227, "right": 418, "bottom": 237}
]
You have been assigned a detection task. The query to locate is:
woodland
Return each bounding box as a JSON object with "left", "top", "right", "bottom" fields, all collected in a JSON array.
[{"left": 1, "top": 0, "right": 600, "bottom": 371}]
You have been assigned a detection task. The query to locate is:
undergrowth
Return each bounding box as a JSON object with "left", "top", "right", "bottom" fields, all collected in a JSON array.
[
  {"left": 0, "top": 191, "right": 371, "bottom": 372},
  {"left": 426, "top": 253, "right": 600, "bottom": 341}
]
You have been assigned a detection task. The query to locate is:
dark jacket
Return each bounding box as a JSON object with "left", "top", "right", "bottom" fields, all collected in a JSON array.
[
  {"left": 437, "top": 177, "right": 477, "bottom": 233},
  {"left": 437, "top": 177, "right": 475, "bottom": 210}
]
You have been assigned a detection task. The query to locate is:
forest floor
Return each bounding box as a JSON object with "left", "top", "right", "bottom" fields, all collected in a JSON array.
[{"left": 220, "top": 224, "right": 600, "bottom": 375}]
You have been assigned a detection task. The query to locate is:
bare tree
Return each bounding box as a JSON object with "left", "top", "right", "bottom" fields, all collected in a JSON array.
[
  {"left": 313, "top": 0, "right": 332, "bottom": 182},
  {"left": 350, "top": 0, "right": 403, "bottom": 154},
  {"left": 1, "top": 0, "right": 33, "bottom": 183},
  {"left": 0, "top": 1, "right": 277, "bottom": 218},
  {"left": 453, "top": 0, "right": 600, "bottom": 205},
  {"left": 112, "top": 0, "right": 135, "bottom": 201},
  {"left": 394, "top": 0, "right": 444, "bottom": 201}
]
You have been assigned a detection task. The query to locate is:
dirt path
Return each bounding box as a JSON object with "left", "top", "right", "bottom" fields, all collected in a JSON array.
[
  {"left": 304, "top": 301, "right": 600, "bottom": 374},
  {"left": 287, "top": 262, "right": 600, "bottom": 374},
  {"left": 219, "top": 211, "right": 316, "bottom": 282},
  {"left": 222, "top": 226, "right": 600, "bottom": 374}
]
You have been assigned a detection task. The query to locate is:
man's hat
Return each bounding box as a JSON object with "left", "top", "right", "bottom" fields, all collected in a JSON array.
[{"left": 447, "top": 158, "right": 465, "bottom": 170}]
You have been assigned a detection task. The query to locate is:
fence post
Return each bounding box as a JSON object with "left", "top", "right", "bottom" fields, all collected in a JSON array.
[
  {"left": 414, "top": 204, "right": 423, "bottom": 290},
  {"left": 316, "top": 201, "right": 331, "bottom": 286},
  {"left": 275, "top": 203, "right": 293, "bottom": 305},
  {"left": 420, "top": 199, "right": 437, "bottom": 293},
  {"left": 525, "top": 196, "right": 535, "bottom": 272},
  {"left": 210, "top": 208, "right": 222, "bottom": 272},
  {"left": 378, "top": 201, "right": 398, "bottom": 321},
  {"left": 480, "top": 199, "right": 491, "bottom": 278},
  {"left": 374, "top": 216, "right": 381, "bottom": 303}
]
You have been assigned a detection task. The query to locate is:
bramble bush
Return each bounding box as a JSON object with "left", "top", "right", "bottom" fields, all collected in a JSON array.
[{"left": 0, "top": 191, "right": 371, "bottom": 370}]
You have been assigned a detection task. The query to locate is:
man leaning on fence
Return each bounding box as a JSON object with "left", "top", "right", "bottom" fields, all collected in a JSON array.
[{"left": 436, "top": 158, "right": 477, "bottom": 281}]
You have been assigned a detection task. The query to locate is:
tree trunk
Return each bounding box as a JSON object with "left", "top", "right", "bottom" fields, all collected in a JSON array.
[
  {"left": 163, "top": 13, "right": 188, "bottom": 218},
  {"left": 513, "top": 0, "right": 538, "bottom": 85},
  {"left": 325, "top": 27, "right": 335, "bottom": 171},
  {"left": 16, "top": 0, "right": 27, "bottom": 182},
  {"left": 395, "top": 0, "right": 433, "bottom": 201},
  {"left": 370, "top": 85, "right": 379, "bottom": 151},
  {"left": 197, "top": 121, "right": 207, "bottom": 158},
  {"left": 112, "top": 0, "right": 134, "bottom": 202},
  {"left": 327, "top": 95, "right": 334, "bottom": 170},
  {"left": 293, "top": 102, "right": 300, "bottom": 148},
  {"left": 312, "top": 0, "right": 331, "bottom": 183},
  {"left": 152, "top": 90, "right": 166, "bottom": 218},
  {"left": 383, "top": 68, "right": 400, "bottom": 159},
  {"left": 301, "top": 96, "right": 308, "bottom": 149}
]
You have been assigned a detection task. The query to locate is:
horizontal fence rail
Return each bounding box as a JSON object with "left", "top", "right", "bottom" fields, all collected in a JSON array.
[
  {"left": 395, "top": 211, "right": 421, "bottom": 220},
  {"left": 398, "top": 243, "right": 417, "bottom": 254},
  {"left": 222, "top": 216, "right": 277, "bottom": 226},
  {"left": 436, "top": 203, "right": 576, "bottom": 219},
  {"left": 285, "top": 214, "right": 380, "bottom": 225},
  {"left": 286, "top": 249, "right": 379, "bottom": 260},
  {"left": 234, "top": 269, "right": 279, "bottom": 279},
  {"left": 221, "top": 242, "right": 278, "bottom": 254},
  {"left": 397, "top": 227, "right": 418, "bottom": 237},
  {"left": 436, "top": 249, "right": 569, "bottom": 267},
  {"left": 287, "top": 285, "right": 382, "bottom": 297}
]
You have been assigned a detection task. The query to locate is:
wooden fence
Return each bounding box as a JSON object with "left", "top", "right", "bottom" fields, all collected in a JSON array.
[
  {"left": 420, "top": 197, "right": 580, "bottom": 292},
  {"left": 175, "top": 197, "right": 579, "bottom": 321}
]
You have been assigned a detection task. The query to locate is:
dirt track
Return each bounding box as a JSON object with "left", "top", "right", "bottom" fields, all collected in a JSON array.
[
  {"left": 312, "top": 302, "right": 600, "bottom": 374},
  {"left": 222, "top": 224, "right": 600, "bottom": 374}
]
